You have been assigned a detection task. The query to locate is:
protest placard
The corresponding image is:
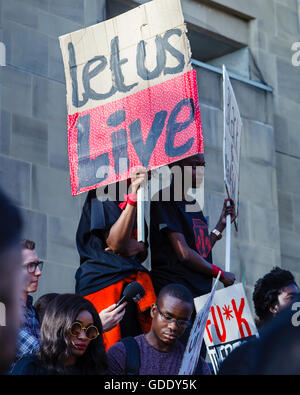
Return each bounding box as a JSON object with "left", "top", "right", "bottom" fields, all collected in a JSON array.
[
  {"left": 59, "top": 0, "right": 203, "bottom": 196},
  {"left": 223, "top": 65, "right": 242, "bottom": 227},
  {"left": 194, "top": 283, "right": 259, "bottom": 374},
  {"left": 179, "top": 273, "right": 220, "bottom": 375}
]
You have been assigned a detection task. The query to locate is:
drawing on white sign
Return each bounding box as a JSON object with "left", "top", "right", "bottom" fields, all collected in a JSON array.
[
  {"left": 223, "top": 65, "right": 242, "bottom": 230},
  {"left": 194, "top": 283, "right": 259, "bottom": 374}
]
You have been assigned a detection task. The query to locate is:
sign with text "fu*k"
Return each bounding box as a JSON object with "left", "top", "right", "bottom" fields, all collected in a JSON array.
[
  {"left": 59, "top": 0, "right": 203, "bottom": 196},
  {"left": 194, "top": 283, "right": 259, "bottom": 374}
]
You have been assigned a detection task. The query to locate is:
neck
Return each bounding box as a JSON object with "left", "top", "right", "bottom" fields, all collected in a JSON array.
[
  {"left": 23, "top": 291, "right": 28, "bottom": 306},
  {"left": 64, "top": 355, "right": 77, "bottom": 367},
  {"left": 145, "top": 331, "right": 174, "bottom": 353}
]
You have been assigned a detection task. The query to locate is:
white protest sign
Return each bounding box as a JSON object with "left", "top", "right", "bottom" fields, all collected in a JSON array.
[
  {"left": 194, "top": 283, "right": 259, "bottom": 374},
  {"left": 178, "top": 273, "right": 220, "bottom": 375},
  {"left": 223, "top": 65, "right": 242, "bottom": 226}
]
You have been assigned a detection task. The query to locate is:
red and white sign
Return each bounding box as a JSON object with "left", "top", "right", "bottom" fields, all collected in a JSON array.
[
  {"left": 59, "top": 0, "right": 203, "bottom": 195},
  {"left": 194, "top": 283, "right": 259, "bottom": 374}
]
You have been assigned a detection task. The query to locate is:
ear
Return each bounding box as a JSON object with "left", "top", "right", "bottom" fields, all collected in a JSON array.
[
  {"left": 270, "top": 304, "right": 279, "bottom": 315},
  {"left": 150, "top": 304, "right": 156, "bottom": 319}
]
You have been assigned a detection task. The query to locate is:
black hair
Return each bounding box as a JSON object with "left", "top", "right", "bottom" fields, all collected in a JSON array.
[
  {"left": 253, "top": 266, "right": 297, "bottom": 325},
  {"left": 157, "top": 283, "right": 194, "bottom": 306},
  {"left": 0, "top": 188, "right": 22, "bottom": 254},
  {"left": 38, "top": 293, "right": 107, "bottom": 375},
  {"left": 34, "top": 293, "right": 59, "bottom": 325}
]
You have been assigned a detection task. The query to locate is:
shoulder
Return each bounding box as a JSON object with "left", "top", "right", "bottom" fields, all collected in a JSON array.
[
  {"left": 10, "top": 354, "right": 45, "bottom": 375},
  {"left": 106, "top": 340, "right": 127, "bottom": 375}
]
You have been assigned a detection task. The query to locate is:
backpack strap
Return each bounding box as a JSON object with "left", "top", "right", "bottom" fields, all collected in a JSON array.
[{"left": 120, "top": 337, "right": 140, "bottom": 375}]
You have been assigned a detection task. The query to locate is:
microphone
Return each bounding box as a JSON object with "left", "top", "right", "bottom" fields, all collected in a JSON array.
[{"left": 116, "top": 281, "right": 145, "bottom": 307}]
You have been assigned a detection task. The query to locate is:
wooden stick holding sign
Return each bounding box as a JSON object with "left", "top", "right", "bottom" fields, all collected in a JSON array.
[
  {"left": 225, "top": 199, "right": 231, "bottom": 272},
  {"left": 137, "top": 186, "right": 145, "bottom": 243}
]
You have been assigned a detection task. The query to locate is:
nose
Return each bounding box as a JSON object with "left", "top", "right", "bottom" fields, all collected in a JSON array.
[
  {"left": 35, "top": 266, "right": 42, "bottom": 276},
  {"left": 77, "top": 329, "right": 88, "bottom": 341},
  {"left": 167, "top": 319, "right": 178, "bottom": 331}
]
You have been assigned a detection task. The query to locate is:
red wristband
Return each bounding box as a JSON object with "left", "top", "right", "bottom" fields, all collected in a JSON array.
[
  {"left": 126, "top": 192, "right": 137, "bottom": 207},
  {"left": 118, "top": 193, "right": 137, "bottom": 210},
  {"left": 211, "top": 264, "right": 224, "bottom": 280}
]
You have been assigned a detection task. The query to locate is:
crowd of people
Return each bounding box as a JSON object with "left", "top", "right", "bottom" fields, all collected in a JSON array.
[{"left": 1, "top": 153, "right": 300, "bottom": 376}]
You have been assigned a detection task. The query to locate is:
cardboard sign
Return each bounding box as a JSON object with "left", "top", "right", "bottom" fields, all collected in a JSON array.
[
  {"left": 194, "top": 283, "right": 258, "bottom": 374},
  {"left": 59, "top": 0, "right": 203, "bottom": 196},
  {"left": 179, "top": 274, "right": 220, "bottom": 375},
  {"left": 223, "top": 65, "right": 242, "bottom": 223}
]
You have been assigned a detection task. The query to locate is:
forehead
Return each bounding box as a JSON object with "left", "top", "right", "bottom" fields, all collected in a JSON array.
[
  {"left": 22, "top": 248, "right": 38, "bottom": 264},
  {"left": 159, "top": 295, "right": 193, "bottom": 318},
  {"left": 75, "top": 310, "right": 94, "bottom": 324},
  {"left": 279, "top": 284, "right": 300, "bottom": 297}
]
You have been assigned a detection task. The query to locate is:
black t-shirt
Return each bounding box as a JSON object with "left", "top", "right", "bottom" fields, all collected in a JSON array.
[
  {"left": 150, "top": 199, "right": 213, "bottom": 298},
  {"left": 75, "top": 190, "right": 148, "bottom": 296}
]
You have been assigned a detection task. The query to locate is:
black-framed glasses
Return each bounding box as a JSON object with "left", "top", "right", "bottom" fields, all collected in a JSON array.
[
  {"left": 155, "top": 304, "right": 191, "bottom": 328},
  {"left": 25, "top": 261, "right": 44, "bottom": 274},
  {"left": 70, "top": 321, "right": 99, "bottom": 340}
]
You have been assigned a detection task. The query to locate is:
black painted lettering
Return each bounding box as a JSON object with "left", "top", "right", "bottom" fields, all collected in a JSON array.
[
  {"left": 110, "top": 36, "right": 138, "bottom": 93},
  {"left": 108, "top": 109, "right": 130, "bottom": 175},
  {"left": 136, "top": 36, "right": 166, "bottom": 80},
  {"left": 68, "top": 42, "right": 88, "bottom": 108},
  {"left": 82, "top": 55, "right": 116, "bottom": 101},
  {"left": 129, "top": 110, "right": 168, "bottom": 167},
  {"left": 163, "top": 29, "right": 185, "bottom": 75},
  {"left": 76, "top": 114, "right": 109, "bottom": 190},
  {"left": 165, "top": 98, "right": 195, "bottom": 157}
]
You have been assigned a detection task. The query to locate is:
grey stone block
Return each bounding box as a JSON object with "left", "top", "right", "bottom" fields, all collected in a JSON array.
[
  {"left": 232, "top": 200, "right": 250, "bottom": 242},
  {"left": 280, "top": 228, "right": 300, "bottom": 260},
  {"left": 242, "top": 119, "right": 275, "bottom": 166},
  {"left": 277, "top": 58, "right": 300, "bottom": 103},
  {"left": 204, "top": 147, "right": 225, "bottom": 194},
  {"left": 11, "top": 113, "right": 48, "bottom": 165},
  {"left": 31, "top": 164, "right": 81, "bottom": 219},
  {"left": 38, "top": 10, "right": 82, "bottom": 38},
  {"left": 48, "top": 37, "right": 65, "bottom": 83},
  {"left": 48, "top": 121, "right": 69, "bottom": 170},
  {"left": 84, "top": 0, "right": 106, "bottom": 25},
  {"left": 2, "top": 0, "right": 38, "bottom": 28},
  {"left": 199, "top": 104, "right": 223, "bottom": 151},
  {"left": 34, "top": 261, "right": 77, "bottom": 299},
  {"left": 47, "top": 215, "right": 79, "bottom": 266},
  {"left": 237, "top": 242, "right": 278, "bottom": 286},
  {"left": 239, "top": 161, "right": 277, "bottom": 208},
  {"left": 5, "top": 20, "right": 48, "bottom": 77},
  {"left": 281, "top": 254, "right": 300, "bottom": 275},
  {"left": 48, "top": 0, "right": 85, "bottom": 25},
  {"left": 276, "top": 3, "right": 300, "bottom": 39},
  {"left": 0, "top": 154, "right": 31, "bottom": 207},
  {"left": 25, "top": 0, "right": 49, "bottom": 11},
  {"left": 0, "top": 109, "right": 11, "bottom": 155},
  {"left": 276, "top": 152, "right": 300, "bottom": 195},
  {"left": 19, "top": 207, "right": 47, "bottom": 260},
  {"left": 278, "top": 191, "right": 294, "bottom": 231},
  {"left": 231, "top": 78, "right": 269, "bottom": 124},
  {"left": 32, "top": 75, "right": 67, "bottom": 123},
  {"left": 274, "top": 114, "right": 290, "bottom": 154},
  {"left": 0, "top": 66, "right": 32, "bottom": 117},
  {"left": 249, "top": 203, "right": 280, "bottom": 249},
  {"left": 292, "top": 194, "right": 300, "bottom": 233},
  {"left": 195, "top": 66, "right": 222, "bottom": 110}
]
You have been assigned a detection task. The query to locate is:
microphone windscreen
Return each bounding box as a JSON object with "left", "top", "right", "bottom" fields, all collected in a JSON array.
[{"left": 123, "top": 281, "right": 145, "bottom": 303}]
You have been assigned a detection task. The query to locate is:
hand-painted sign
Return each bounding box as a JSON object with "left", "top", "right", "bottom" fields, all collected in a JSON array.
[
  {"left": 59, "top": 0, "right": 203, "bottom": 195},
  {"left": 223, "top": 65, "right": 242, "bottom": 223},
  {"left": 179, "top": 274, "right": 220, "bottom": 375},
  {"left": 194, "top": 283, "right": 258, "bottom": 374}
]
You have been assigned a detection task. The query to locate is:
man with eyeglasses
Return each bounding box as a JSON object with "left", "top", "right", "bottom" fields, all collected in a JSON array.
[
  {"left": 14, "top": 239, "right": 43, "bottom": 363},
  {"left": 106, "top": 283, "right": 211, "bottom": 375}
]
